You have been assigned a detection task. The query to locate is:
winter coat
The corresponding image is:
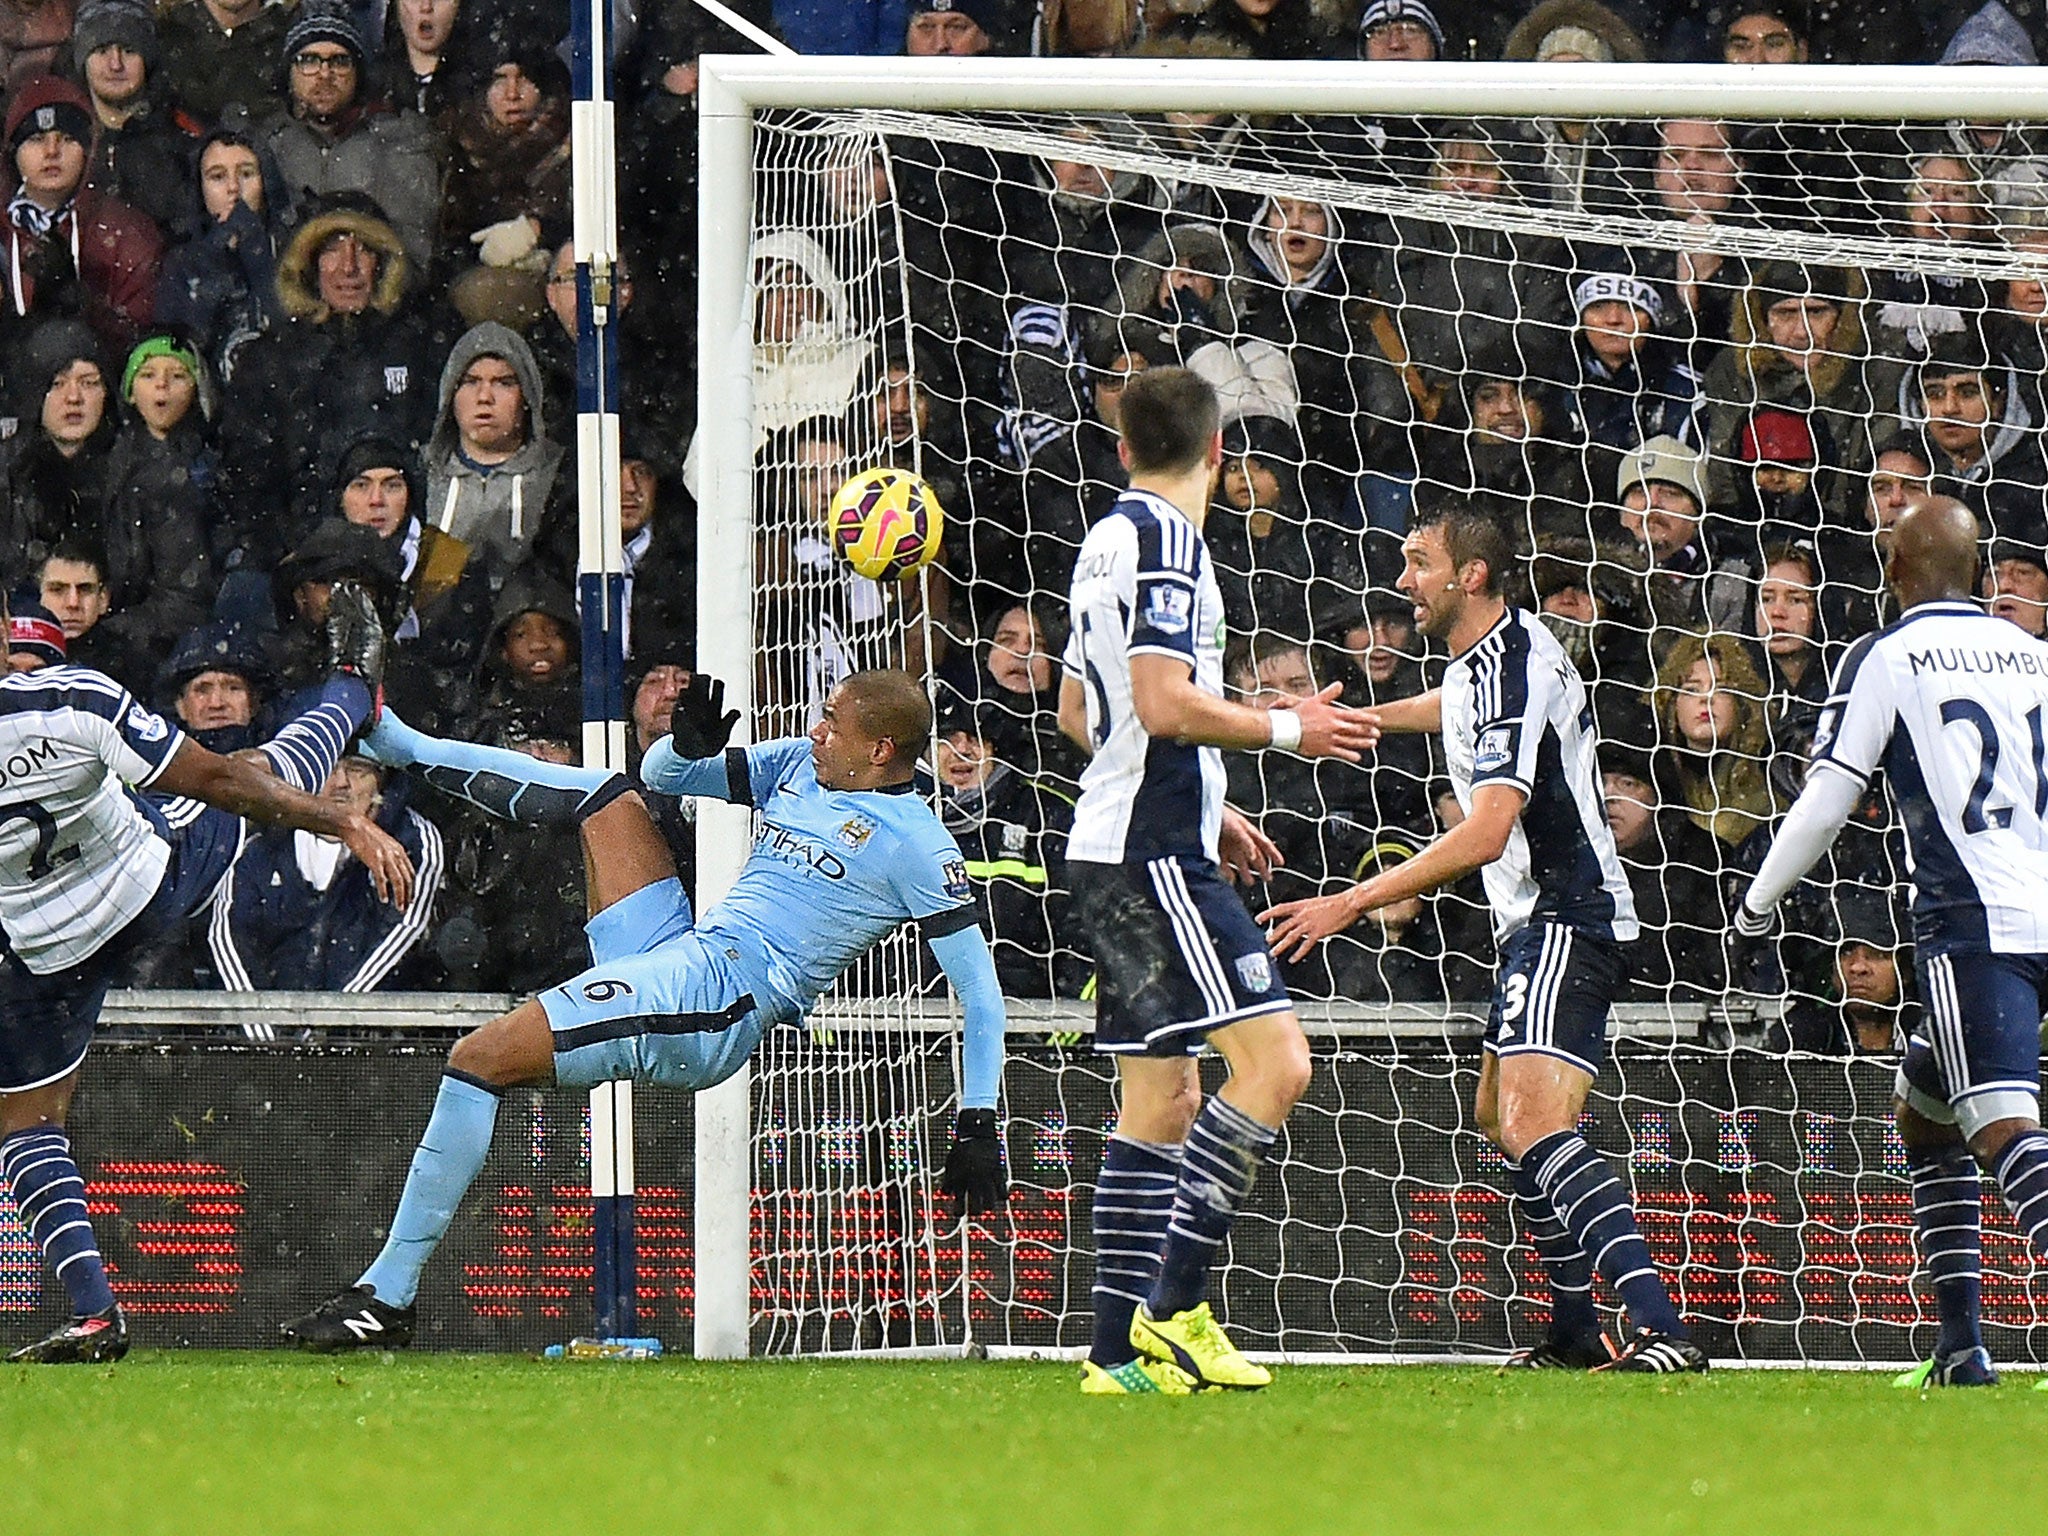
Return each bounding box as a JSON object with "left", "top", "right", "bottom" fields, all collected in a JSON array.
[
  {"left": 1703, "top": 274, "right": 1886, "bottom": 526},
  {"left": 934, "top": 764, "right": 1085, "bottom": 1000},
  {"left": 84, "top": 91, "right": 200, "bottom": 238},
  {"left": 1615, "top": 809, "right": 1728, "bottom": 1003},
  {"left": 155, "top": 133, "right": 295, "bottom": 383},
  {"left": 218, "top": 203, "right": 441, "bottom": 564},
  {"left": 257, "top": 100, "right": 443, "bottom": 271},
  {"left": 0, "top": 179, "right": 162, "bottom": 351},
  {"left": 421, "top": 320, "right": 573, "bottom": 592},
  {"left": 1238, "top": 194, "right": 1404, "bottom": 494},
  {"left": 208, "top": 779, "right": 444, "bottom": 991},
  {"left": 0, "top": 78, "right": 162, "bottom": 351},
  {"left": 992, "top": 161, "right": 1166, "bottom": 465},
  {"left": 1894, "top": 356, "right": 2048, "bottom": 546},
  {"left": 437, "top": 93, "right": 571, "bottom": 257},
  {"left": 1109, "top": 224, "right": 1299, "bottom": 430},
  {"left": 1203, "top": 432, "right": 1367, "bottom": 647},
  {"left": 1562, "top": 334, "right": 1703, "bottom": 498},
  {"left": 0, "top": 417, "right": 213, "bottom": 652},
  {"left": 157, "top": 0, "right": 291, "bottom": 123}
]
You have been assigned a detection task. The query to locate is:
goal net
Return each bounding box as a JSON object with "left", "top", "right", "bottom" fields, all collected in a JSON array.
[{"left": 695, "top": 57, "right": 2048, "bottom": 1365}]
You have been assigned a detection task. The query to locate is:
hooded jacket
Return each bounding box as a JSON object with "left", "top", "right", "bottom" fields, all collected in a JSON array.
[
  {"left": 219, "top": 198, "right": 441, "bottom": 562},
  {"left": 1703, "top": 264, "right": 1884, "bottom": 526},
  {"left": 154, "top": 128, "right": 296, "bottom": 381},
  {"left": 1894, "top": 349, "right": 2048, "bottom": 544},
  {"left": 681, "top": 226, "right": 874, "bottom": 496},
  {"left": 1, "top": 74, "right": 162, "bottom": 350},
  {"left": 0, "top": 316, "right": 212, "bottom": 650},
  {"left": 1238, "top": 191, "right": 1403, "bottom": 490},
  {"left": 422, "top": 320, "right": 571, "bottom": 589}
]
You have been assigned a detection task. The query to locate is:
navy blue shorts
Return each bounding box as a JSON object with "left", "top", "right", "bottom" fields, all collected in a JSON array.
[
  {"left": 0, "top": 804, "right": 244, "bottom": 1093},
  {"left": 1897, "top": 948, "right": 2048, "bottom": 1139},
  {"left": 1483, "top": 922, "right": 1624, "bottom": 1077},
  {"left": 1069, "top": 856, "right": 1293, "bottom": 1057}
]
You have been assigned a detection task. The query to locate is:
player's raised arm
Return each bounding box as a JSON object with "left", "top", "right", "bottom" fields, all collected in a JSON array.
[
  {"left": 152, "top": 737, "right": 414, "bottom": 910},
  {"left": 1266, "top": 783, "right": 1524, "bottom": 959},
  {"left": 638, "top": 673, "right": 746, "bottom": 795}
]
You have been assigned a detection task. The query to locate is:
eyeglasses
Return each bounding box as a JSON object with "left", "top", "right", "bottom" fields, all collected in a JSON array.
[{"left": 293, "top": 51, "right": 357, "bottom": 75}]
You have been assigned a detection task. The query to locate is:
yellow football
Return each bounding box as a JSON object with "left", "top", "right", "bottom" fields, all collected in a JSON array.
[{"left": 829, "top": 467, "right": 944, "bottom": 582}]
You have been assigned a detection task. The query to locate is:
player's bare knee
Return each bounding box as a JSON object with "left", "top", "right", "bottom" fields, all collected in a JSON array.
[
  {"left": 1263, "top": 1031, "right": 1313, "bottom": 1113},
  {"left": 447, "top": 1004, "right": 554, "bottom": 1089},
  {"left": 1969, "top": 1116, "right": 2036, "bottom": 1168}
]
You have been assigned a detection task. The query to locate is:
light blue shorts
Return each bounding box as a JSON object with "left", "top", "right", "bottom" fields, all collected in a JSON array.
[{"left": 537, "top": 878, "right": 767, "bottom": 1093}]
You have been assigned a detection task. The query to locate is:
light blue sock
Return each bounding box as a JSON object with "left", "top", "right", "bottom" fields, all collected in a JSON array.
[
  {"left": 357, "top": 1072, "right": 502, "bottom": 1307},
  {"left": 364, "top": 708, "right": 628, "bottom": 824},
  {"left": 260, "top": 677, "right": 373, "bottom": 793}
]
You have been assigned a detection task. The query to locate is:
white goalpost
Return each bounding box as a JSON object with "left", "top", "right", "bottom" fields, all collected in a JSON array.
[{"left": 692, "top": 54, "right": 2048, "bottom": 1365}]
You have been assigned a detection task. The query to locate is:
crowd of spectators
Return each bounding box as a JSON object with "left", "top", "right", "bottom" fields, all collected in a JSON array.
[{"left": 2, "top": 0, "right": 2038, "bottom": 1052}]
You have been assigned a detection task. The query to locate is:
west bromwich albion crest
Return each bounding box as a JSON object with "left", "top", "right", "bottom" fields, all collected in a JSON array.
[
  {"left": 836, "top": 815, "right": 877, "bottom": 851},
  {"left": 384, "top": 365, "right": 410, "bottom": 394}
]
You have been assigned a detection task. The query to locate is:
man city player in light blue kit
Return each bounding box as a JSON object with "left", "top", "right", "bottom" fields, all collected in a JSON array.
[{"left": 283, "top": 669, "right": 1008, "bottom": 1349}]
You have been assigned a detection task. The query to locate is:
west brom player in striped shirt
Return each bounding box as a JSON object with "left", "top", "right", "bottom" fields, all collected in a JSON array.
[
  {"left": 1736, "top": 498, "right": 2048, "bottom": 1388},
  {"left": 1059, "top": 368, "right": 1376, "bottom": 1394},
  {"left": 1267, "top": 503, "right": 1706, "bottom": 1373},
  {"left": 0, "top": 585, "right": 412, "bottom": 1362}
]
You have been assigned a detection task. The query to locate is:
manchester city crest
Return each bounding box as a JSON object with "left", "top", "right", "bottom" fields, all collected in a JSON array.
[{"left": 836, "top": 815, "right": 876, "bottom": 850}]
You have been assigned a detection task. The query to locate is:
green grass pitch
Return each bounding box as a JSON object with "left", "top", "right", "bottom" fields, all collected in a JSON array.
[{"left": 4, "top": 1354, "right": 2045, "bottom": 1535}]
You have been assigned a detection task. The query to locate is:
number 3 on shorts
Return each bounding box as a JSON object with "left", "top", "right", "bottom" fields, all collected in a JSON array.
[{"left": 1500, "top": 973, "right": 1529, "bottom": 1023}]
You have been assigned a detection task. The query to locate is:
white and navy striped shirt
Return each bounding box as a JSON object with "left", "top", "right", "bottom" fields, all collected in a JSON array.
[
  {"left": 1441, "top": 608, "right": 1637, "bottom": 944},
  {"left": 1063, "top": 489, "right": 1228, "bottom": 866},
  {"left": 0, "top": 667, "right": 185, "bottom": 972},
  {"left": 1809, "top": 600, "right": 2048, "bottom": 953}
]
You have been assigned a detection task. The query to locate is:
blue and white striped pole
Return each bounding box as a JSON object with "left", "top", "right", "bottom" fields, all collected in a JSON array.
[{"left": 568, "top": 0, "right": 635, "bottom": 1343}]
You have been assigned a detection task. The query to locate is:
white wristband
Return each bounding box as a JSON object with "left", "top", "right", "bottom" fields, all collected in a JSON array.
[{"left": 1266, "top": 709, "right": 1303, "bottom": 752}]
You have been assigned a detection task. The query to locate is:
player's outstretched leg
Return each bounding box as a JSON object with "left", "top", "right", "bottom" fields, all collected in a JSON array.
[
  {"left": 362, "top": 708, "right": 632, "bottom": 826},
  {"left": 1, "top": 1089, "right": 129, "bottom": 1363},
  {"left": 1502, "top": 1156, "right": 1612, "bottom": 1369},
  {"left": 1129, "top": 1013, "right": 1307, "bottom": 1391},
  {"left": 281, "top": 1005, "right": 553, "bottom": 1351}
]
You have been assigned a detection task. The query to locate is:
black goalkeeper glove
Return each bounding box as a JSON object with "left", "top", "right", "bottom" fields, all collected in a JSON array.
[
  {"left": 667, "top": 672, "right": 741, "bottom": 760},
  {"left": 939, "top": 1109, "right": 1007, "bottom": 1220}
]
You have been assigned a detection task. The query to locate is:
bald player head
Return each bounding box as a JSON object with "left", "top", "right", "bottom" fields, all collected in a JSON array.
[{"left": 1886, "top": 494, "right": 1982, "bottom": 611}]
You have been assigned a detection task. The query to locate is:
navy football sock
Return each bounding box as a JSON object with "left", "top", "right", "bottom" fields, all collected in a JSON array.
[
  {"left": 1, "top": 1128, "right": 115, "bottom": 1316},
  {"left": 1149, "top": 1095, "right": 1278, "bottom": 1320},
  {"left": 357, "top": 1072, "right": 502, "bottom": 1308},
  {"left": 1909, "top": 1146, "right": 1984, "bottom": 1358},
  {"left": 1089, "top": 1135, "right": 1181, "bottom": 1367},
  {"left": 1526, "top": 1130, "right": 1684, "bottom": 1338},
  {"left": 1508, "top": 1156, "right": 1601, "bottom": 1342},
  {"left": 259, "top": 677, "right": 373, "bottom": 793},
  {"left": 1993, "top": 1128, "right": 2048, "bottom": 1258},
  {"left": 364, "top": 709, "right": 630, "bottom": 825}
]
